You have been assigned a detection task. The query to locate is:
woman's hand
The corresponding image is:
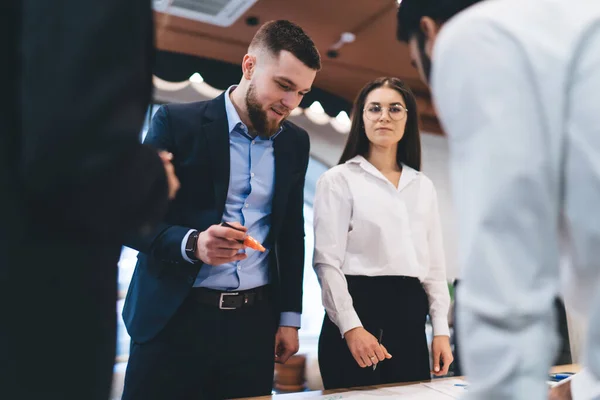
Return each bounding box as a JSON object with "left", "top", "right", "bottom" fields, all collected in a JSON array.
[
  {"left": 431, "top": 335, "right": 454, "bottom": 376},
  {"left": 344, "top": 327, "right": 392, "bottom": 368}
]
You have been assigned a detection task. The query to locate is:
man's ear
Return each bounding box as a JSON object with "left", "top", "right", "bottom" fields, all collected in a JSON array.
[
  {"left": 241, "top": 54, "right": 256, "bottom": 80},
  {"left": 419, "top": 16, "right": 442, "bottom": 58}
]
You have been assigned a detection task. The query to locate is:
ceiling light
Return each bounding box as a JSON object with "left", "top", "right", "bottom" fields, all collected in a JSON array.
[
  {"left": 309, "top": 101, "right": 325, "bottom": 114},
  {"left": 332, "top": 111, "right": 352, "bottom": 134},
  {"left": 189, "top": 73, "right": 204, "bottom": 83}
]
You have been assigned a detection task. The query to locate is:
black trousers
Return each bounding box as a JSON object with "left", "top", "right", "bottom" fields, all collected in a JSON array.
[
  {"left": 122, "top": 288, "right": 278, "bottom": 400},
  {"left": 318, "top": 275, "right": 431, "bottom": 390},
  {"left": 452, "top": 279, "right": 462, "bottom": 376}
]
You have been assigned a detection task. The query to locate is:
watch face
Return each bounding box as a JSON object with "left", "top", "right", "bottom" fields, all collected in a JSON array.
[{"left": 186, "top": 233, "right": 197, "bottom": 252}]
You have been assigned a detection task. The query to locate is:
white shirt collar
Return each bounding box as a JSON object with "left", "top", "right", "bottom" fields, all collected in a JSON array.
[{"left": 346, "top": 155, "right": 418, "bottom": 191}]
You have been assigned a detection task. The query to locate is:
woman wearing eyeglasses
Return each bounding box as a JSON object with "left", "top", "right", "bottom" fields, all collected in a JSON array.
[{"left": 313, "top": 77, "right": 453, "bottom": 389}]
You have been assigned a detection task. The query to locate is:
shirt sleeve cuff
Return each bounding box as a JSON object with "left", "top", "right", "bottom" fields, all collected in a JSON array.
[
  {"left": 280, "top": 312, "right": 301, "bottom": 328},
  {"left": 337, "top": 309, "right": 363, "bottom": 338},
  {"left": 181, "top": 229, "right": 198, "bottom": 264},
  {"left": 431, "top": 316, "right": 451, "bottom": 337},
  {"left": 571, "top": 369, "right": 600, "bottom": 399}
]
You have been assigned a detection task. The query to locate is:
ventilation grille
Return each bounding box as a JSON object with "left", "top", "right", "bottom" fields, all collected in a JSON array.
[{"left": 153, "top": 0, "right": 258, "bottom": 27}]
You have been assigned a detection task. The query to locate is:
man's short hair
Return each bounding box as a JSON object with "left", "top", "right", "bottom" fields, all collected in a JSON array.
[
  {"left": 397, "top": 0, "right": 484, "bottom": 42},
  {"left": 249, "top": 20, "right": 321, "bottom": 70}
]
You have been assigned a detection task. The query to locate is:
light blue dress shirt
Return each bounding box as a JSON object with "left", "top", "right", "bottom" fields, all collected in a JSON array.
[{"left": 181, "top": 86, "right": 300, "bottom": 328}]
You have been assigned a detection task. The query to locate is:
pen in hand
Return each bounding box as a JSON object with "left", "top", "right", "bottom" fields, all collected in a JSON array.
[
  {"left": 220, "top": 222, "right": 266, "bottom": 252},
  {"left": 373, "top": 329, "right": 384, "bottom": 371},
  {"left": 549, "top": 373, "right": 574, "bottom": 382}
]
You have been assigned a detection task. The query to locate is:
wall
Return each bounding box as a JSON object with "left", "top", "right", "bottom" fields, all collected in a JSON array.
[{"left": 420, "top": 133, "right": 459, "bottom": 281}]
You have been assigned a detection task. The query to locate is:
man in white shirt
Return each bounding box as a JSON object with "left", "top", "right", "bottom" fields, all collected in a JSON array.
[{"left": 396, "top": 0, "right": 600, "bottom": 399}]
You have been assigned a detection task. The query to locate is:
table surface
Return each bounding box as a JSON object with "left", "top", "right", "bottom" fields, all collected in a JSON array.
[{"left": 235, "top": 364, "right": 582, "bottom": 399}]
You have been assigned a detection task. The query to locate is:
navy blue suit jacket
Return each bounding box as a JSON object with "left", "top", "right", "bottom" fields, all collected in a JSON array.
[{"left": 123, "top": 93, "right": 310, "bottom": 343}]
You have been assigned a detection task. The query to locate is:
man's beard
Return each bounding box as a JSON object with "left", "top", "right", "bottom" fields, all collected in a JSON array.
[
  {"left": 416, "top": 32, "right": 432, "bottom": 83},
  {"left": 245, "top": 83, "right": 285, "bottom": 137}
]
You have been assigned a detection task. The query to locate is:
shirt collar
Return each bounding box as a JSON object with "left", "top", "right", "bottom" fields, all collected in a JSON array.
[
  {"left": 224, "top": 85, "right": 245, "bottom": 134},
  {"left": 346, "top": 155, "right": 418, "bottom": 191},
  {"left": 224, "top": 85, "right": 283, "bottom": 140}
]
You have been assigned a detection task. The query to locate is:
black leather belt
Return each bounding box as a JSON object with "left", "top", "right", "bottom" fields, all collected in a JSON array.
[{"left": 190, "top": 285, "right": 269, "bottom": 310}]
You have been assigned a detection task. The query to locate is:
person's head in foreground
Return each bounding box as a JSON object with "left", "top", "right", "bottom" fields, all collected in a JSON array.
[
  {"left": 339, "top": 77, "right": 421, "bottom": 170},
  {"left": 234, "top": 19, "right": 321, "bottom": 136},
  {"left": 396, "top": 0, "right": 483, "bottom": 84}
]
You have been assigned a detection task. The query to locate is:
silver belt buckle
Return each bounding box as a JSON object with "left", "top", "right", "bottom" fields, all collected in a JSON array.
[{"left": 219, "top": 292, "right": 239, "bottom": 310}]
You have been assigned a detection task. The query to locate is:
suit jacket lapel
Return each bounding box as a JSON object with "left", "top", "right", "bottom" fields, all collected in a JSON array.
[
  {"left": 202, "top": 94, "right": 230, "bottom": 220},
  {"left": 268, "top": 130, "right": 294, "bottom": 244}
]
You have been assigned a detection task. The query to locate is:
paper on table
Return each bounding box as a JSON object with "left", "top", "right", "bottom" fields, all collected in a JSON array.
[
  {"left": 316, "top": 383, "right": 455, "bottom": 399},
  {"left": 386, "top": 383, "right": 455, "bottom": 399},
  {"left": 421, "top": 378, "right": 469, "bottom": 398}
]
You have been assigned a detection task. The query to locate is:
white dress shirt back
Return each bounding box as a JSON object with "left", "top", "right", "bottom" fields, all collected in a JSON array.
[{"left": 432, "top": 0, "right": 600, "bottom": 398}]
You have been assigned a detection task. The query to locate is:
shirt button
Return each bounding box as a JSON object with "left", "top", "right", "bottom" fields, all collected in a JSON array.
[
  {"left": 251, "top": 141, "right": 255, "bottom": 145},
  {"left": 250, "top": 172, "right": 255, "bottom": 178},
  {"left": 237, "top": 265, "right": 242, "bottom": 271},
  {"left": 245, "top": 203, "right": 249, "bottom": 208}
]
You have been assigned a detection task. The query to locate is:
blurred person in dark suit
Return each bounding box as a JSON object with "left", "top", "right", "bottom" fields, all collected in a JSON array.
[{"left": 1, "top": 1, "right": 179, "bottom": 399}]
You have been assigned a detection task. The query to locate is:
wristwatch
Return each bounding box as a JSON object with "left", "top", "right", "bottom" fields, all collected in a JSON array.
[{"left": 185, "top": 230, "right": 200, "bottom": 261}]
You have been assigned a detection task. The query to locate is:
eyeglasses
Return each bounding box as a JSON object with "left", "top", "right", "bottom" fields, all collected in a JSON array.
[{"left": 363, "top": 105, "right": 408, "bottom": 121}]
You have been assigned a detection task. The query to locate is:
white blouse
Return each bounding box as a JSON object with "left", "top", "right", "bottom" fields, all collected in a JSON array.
[{"left": 312, "top": 155, "right": 450, "bottom": 337}]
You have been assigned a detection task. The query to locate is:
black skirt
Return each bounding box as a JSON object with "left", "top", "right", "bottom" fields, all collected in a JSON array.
[{"left": 318, "top": 275, "right": 431, "bottom": 390}]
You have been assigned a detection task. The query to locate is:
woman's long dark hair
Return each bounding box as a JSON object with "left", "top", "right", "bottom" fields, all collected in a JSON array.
[{"left": 338, "top": 77, "right": 421, "bottom": 171}]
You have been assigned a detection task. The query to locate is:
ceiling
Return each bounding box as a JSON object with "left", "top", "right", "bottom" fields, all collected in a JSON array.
[{"left": 154, "top": 0, "right": 442, "bottom": 134}]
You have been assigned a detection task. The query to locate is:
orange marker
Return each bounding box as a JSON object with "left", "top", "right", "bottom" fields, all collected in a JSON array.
[
  {"left": 221, "top": 222, "right": 266, "bottom": 252},
  {"left": 243, "top": 236, "right": 266, "bottom": 252}
]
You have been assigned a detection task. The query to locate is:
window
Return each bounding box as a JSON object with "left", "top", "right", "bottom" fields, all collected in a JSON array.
[{"left": 297, "top": 157, "right": 329, "bottom": 353}]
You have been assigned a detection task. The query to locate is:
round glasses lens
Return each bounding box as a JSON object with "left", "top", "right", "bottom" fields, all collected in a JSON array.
[
  {"left": 364, "top": 106, "right": 406, "bottom": 121},
  {"left": 365, "top": 106, "right": 381, "bottom": 121},
  {"left": 389, "top": 106, "right": 406, "bottom": 120}
]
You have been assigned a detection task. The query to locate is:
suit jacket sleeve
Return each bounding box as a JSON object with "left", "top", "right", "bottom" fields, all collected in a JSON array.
[
  {"left": 19, "top": 0, "right": 169, "bottom": 240},
  {"left": 124, "top": 106, "right": 195, "bottom": 263},
  {"left": 276, "top": 130, "right": 310, "bottom": 314}
]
